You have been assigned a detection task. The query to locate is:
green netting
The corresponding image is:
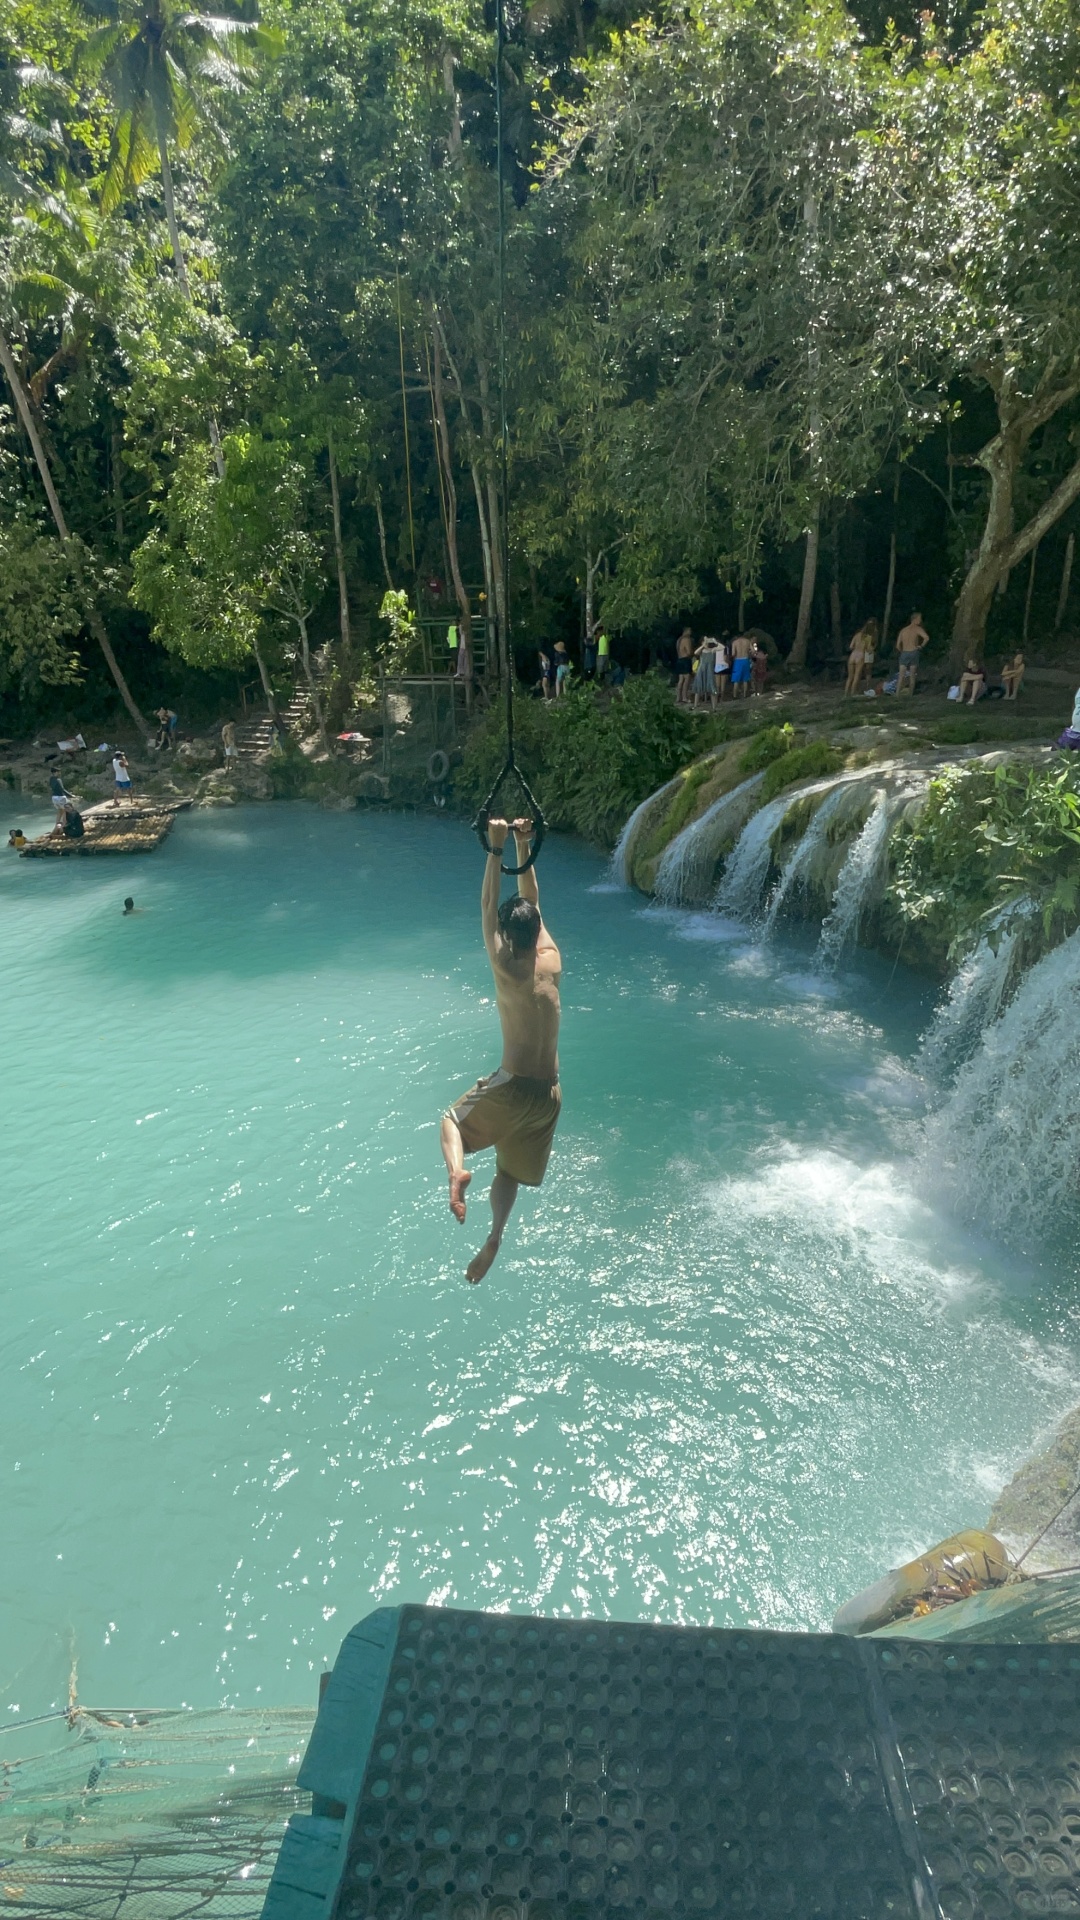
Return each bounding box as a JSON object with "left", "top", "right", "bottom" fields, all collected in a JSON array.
[{"left": 0, "top": 1708, "right": 313, "bottom": 1920}]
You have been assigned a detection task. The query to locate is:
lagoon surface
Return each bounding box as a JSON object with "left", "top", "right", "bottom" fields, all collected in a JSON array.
[{"left": 2, "top": 800, "right": 1078, "bottom": 1720}]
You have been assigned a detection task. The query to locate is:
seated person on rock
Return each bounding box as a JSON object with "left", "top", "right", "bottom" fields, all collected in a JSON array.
[
  {"left": 958, "top": 658, "right": 986, "bottom": 704},
  {"left": 1000, "top": 651, "right": 1025, "bottom": 700}
]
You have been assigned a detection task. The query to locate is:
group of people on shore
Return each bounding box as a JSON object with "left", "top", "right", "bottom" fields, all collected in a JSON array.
[
  {"left": 537, "top": 629, "right": 625, "bottom": 699},
  {"left": 844, "top": 611, "right": 1026, "bottom": 702},
  {"left": 675, "top": 629, "right": 766, "bottom": 706}
]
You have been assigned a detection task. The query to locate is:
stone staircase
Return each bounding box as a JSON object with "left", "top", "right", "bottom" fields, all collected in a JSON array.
[{"left": 235, "top": 670, "right": 329, "bottom": 760}]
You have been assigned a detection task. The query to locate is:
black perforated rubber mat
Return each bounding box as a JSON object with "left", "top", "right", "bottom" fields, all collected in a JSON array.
[{"left": 266, "top": 1604, "right": 1080, "bottom": 1920}]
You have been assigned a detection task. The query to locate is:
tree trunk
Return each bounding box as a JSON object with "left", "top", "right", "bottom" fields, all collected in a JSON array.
[
  {"left": 0, "top": 323, "right": 149, "bottom": 734},
  {"left": 1022, "top": 542, "right": 1038, "bottom": 646},
  {"left": 428, "top": 320, "right": 473, "bottom": 677},
  {"left": 156, "top": 126, "right": 191, "bottom": 292},
  {"left": 476, "top": 355, "right": 507, "bottom": 679},
  {"left": 468, "top": 456, "right": 498, "bottom": 669},
  {"left": 950, "top": 379, "right": 1080, "bottom": 670},
  {"left": 327, "top": 432, "right": 351, "bottom": 656},
  {"left": 252, "top": 636, "right": 278, "bottom": 723},
  {"left": 1056, "top": 532, "right": 1074, "bottom": 632},
  {"left": 789, "top": 503, "right": 820, "bottom": 668},
  {"left": 111, "top": 419, "right": 125, "bottom": 546},
  {"left": 881, "top": 467, "right": 900, "bottom": 649},
  {"left": 949, "top": 430, "right": 1018, "bottom": 671},
  {"left": 156, "top": 122, "right": 226, "bottom": 479},
  {"left": 295, "top": 610, "right": 329, "bottom": 751},
  {"left": 374, "top": 488, "right": 395, "bottom": 592}
]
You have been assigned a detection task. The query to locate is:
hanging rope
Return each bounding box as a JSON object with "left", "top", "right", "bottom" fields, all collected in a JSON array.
[
  {"left": 1014, "top": 1472, "right": 1080, "bottom": 1571},
  {"left": 471, "top": 0, "right": 546, "bottom": 878}
]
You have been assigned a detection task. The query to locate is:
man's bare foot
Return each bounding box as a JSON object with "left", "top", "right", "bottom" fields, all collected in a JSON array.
[
  {"left": 449, "top": 1168, "right": 471, "bottom": 1223},
  {"left": 466, "top": 1236, "right": 501, "bottom": 1284}
]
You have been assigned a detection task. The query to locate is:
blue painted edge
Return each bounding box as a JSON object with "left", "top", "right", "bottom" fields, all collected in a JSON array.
[{"left": 260, "top": 1606, "right": 402, "bottom": 1920}]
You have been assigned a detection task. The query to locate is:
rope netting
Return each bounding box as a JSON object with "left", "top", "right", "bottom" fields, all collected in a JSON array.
[{"left": 0, "top": 1708, "right": 312, "bottom": 1920}]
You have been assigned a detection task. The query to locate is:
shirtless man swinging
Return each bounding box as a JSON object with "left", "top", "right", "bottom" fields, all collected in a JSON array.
[{"left": 441, "top": 818, "right": 561, "bottom": 1283}]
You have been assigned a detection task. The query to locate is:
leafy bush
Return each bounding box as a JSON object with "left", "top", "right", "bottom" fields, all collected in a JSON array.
[
  {"left": 738, "top": 723, "right": 796, "bottom": 774},
  {"left": 760, "top": 742, "right": 842, "bottom": 802},
  {"left": 890, "top": 758, "right": 1080, "bottom": 942},
  {"left": 456, "top": 673, "right": 696, "bottom": 846}
]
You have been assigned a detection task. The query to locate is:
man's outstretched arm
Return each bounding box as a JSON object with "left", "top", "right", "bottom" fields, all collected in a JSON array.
[
  {"left": 481, "top": 818, "right": 509, "bottom": 960},
  {"left": 512, "top": 820, "right": 539, "bottom": 910}
]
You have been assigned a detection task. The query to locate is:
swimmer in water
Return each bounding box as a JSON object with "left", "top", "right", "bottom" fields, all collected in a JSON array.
[
  {"left": 122, "top": 896, "right": 143, "bottom": 914},
  {"left": 441, "top": 818, "right": 562, "bottom": 1282}
]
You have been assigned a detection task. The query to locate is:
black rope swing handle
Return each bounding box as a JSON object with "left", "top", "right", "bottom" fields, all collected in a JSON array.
[{"left": 470, "top": 0, "right": 547, "bottom": 881}]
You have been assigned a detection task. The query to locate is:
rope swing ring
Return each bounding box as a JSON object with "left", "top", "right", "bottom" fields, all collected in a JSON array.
[{"left": 470, "top": 0, "right": 547, "bottom": 882}]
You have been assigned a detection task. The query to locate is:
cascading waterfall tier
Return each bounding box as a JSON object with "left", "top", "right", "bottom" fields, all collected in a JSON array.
[
  {"left": 607, "top": 779, "right": 679, "bottom": 889},
  {"left": 760, "top": 783, "right": 851, "bottom": 937},
  {"left": 815, "top": 789, "right": 893, "bottom": 971},
  {"left": 921, "top": 926, "right": 1080, "bottom": 1243},
  {"left": 712, "top": 792, "right": 795, "bottom": 923},
  {"left": 917, "top": 904, "right": 1033, "bottom": 1082},
  {"left": 654, "top": 774, "right": 764, "bottom": 907}
]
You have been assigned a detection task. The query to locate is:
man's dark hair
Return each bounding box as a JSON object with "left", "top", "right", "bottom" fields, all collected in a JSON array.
[{"left": 498, "top": 894, "right": 541, "bottom": 951}]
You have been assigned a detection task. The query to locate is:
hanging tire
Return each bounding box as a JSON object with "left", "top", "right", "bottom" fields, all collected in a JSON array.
[{"left": 427, "top": 749, "right": 450, "bottom": 784}]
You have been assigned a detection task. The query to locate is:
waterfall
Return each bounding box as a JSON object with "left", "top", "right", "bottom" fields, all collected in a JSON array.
[
  {"left": 713, "top": 773, "right": 862, "bottom": 926},
  {"left": 712, "top": 792, "right": 793, "bottom": 922},
  {"left": 917, "top": 906, "right": 1031, "bottom": 1082},
  {"left": 921, "top": 926, "right": 1080, "bottom": 1242},
  {"left": 654, "top": 774, "right": 765, "bottom": 907},
  {"left": 607, "top": 780, "right": 678, "bottom": 889},
  {"left": 814, "top": 790, "right": 892, "bottom": 969},
  {"left": 760, "top": 783, "right": 850, "bottom": 937}
]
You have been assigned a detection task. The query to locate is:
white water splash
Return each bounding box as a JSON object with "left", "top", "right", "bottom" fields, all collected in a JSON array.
[
  {"left": 922, "top": 926, "right": 1080, "bottom": 1242},
  {"left": 917, "top": 905, "right": 1031, "bottom": 1082},
  {"left": 654, "top": 774, "right": 764, "bottom": 908},
  {"left": 815, "top": 790, "right": 892, "bottom": 970},
  {"left": 712, "top": 793, "right": 792, "bottom": 923},
  {"left": 713, "top": 775, "right": 859, "bottom": 926},
  {"left": 761, "top": 783, "right": 850, "bottom": 938},
  {"left": 607, "top": 783, "right": 675, "bottom": 889}
]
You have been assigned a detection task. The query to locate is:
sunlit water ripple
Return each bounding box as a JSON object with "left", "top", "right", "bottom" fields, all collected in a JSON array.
[{"left": 1, "top": 799, "right": 1077, "bottom": 1718}]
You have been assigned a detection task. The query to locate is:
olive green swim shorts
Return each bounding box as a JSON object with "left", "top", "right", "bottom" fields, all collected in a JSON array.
[{"left": 447, "top": 1067, "right": 561, "bottom": 1187}]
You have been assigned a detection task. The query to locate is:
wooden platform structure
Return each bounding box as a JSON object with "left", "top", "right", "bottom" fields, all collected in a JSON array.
[{"left": 21, "top": 798, "right": 191, "bottom": 858}]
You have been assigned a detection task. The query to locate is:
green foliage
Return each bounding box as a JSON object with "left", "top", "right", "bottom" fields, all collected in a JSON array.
[
  {"left": 456, "top": 672, "right": 695, "bottom": 848},
  {"left": 378, "top": 589, "right": 418, "bottom": 673},
  {"left": 132, "top": 431, "right": 316, "bottom": 667},
  {"left": 890, "top": 759, "right": 1080, "bottom": 945},
  {"left": 0, "top": 521, "right": 84, "bottom": 694},
  {"left": 760, "top": 741, "right": 842, "bottom": 803},
  {"left": 739, "top": 724, "right": 796, "bottom": 775}
]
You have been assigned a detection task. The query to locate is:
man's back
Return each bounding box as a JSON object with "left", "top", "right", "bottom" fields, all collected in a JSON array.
[{"left": 492, "top": 935, "right": 561, "bottom": 1080}]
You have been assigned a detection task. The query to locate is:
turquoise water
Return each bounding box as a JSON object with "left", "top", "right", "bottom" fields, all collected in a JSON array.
[{"left": 2, "top": 799, "right": 1078, "bottom": 1722}]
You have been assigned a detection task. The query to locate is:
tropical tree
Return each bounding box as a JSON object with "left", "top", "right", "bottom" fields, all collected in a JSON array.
[
  {"left": 76, "top": 0, "right": 264, "bottom": 292},
  {"left": 561, "top": 0, "right": 920, "bottom": 661},
  {"left": 860, "top": 0, "right": 1080, "bottom": 667},
  {"left": 0, "top": 38, "right": 150, "bottom": 730}
]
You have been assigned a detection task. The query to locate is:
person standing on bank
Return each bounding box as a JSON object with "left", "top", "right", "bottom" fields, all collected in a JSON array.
[
  {"left": 730, "top": 631, "right": 754, "bottom": 698},
  {"left": 111, "top": 751, "right": 132, "bottom": 804},
  {"left": 895, "top": 611, "right": 930, "bottom": 694},
  {"left": 441, "top": 818, "right": 562, "bottom": 1284},
  {"left": 675, "top": 628, "right": 694, "bottom": 703}
]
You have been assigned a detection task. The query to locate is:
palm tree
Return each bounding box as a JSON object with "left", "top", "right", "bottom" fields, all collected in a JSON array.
[
  {"left": 77, "top": 0, "right": 263, "bottom": 294},
  {"left": 0, "top": 49, "right": 149, "bottom": 731}
]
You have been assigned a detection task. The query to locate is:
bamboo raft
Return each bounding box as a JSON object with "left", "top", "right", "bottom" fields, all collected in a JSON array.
[{"left": 21, "top": 798, "right": 192, "bottom": 857}]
